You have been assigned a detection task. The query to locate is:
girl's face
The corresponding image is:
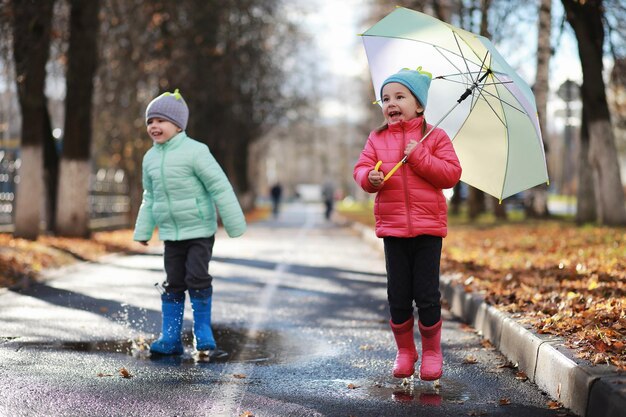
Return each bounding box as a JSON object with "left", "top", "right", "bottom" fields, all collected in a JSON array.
[
  {"left": 381, "top": 82, "right": 424, "bottom": 125},
  {"left": 146, "top": 118, "right": 181, "bottom": 144}
]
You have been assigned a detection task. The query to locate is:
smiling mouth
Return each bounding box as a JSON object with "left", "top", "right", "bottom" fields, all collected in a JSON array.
[{"left": 388, "top": 111, "right": 402, "bottom": 118}]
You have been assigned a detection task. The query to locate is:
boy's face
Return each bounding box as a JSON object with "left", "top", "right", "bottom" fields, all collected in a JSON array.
[
  {"left": 381, "top": 82, "right": 423, "bottom": 125},
  {"left": 146, "top": 118, "right": 182, "bottom": 144}
]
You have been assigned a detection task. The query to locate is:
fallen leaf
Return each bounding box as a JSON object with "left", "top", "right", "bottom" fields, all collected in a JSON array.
[
  {"left": 497, "top": 361, "right": 516, "bottom": 369},
  {"left": 480, "top": 339, "right": 494, "bottom": 349},
  {"left": 347, "top": 383, "right": 359, "bottom": 389},
  {"left": 547, "top": 400, "right": 562, "bottom": 409},
  {"left": 240, "top": 412, "right": 254, "bottom": 417},
  {"left": 97, "top": 372, "right": 113, "bottom": 377},
  {"left": 233, "top": 373, "right": 247, "bottom": 379},
  {"left": 515, "top": 371, "right": 528, "bottom": 381},
  {"left": 119, "top": 367, "right": 133, "bottom": 379},
  {"left": 459, "top": 324, "right": 475, "bottom": 333},
  {"left": 463, "top": 355, "right": 478, "bottom": 364},
  {"left": 499, "top": 398, "right": 511, "bottom": 405}
]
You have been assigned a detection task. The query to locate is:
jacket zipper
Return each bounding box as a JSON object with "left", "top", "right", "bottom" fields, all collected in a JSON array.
[
  {"left": 402, "top": 127, "right": 413, "bottom": 235},
  {"left": 160, "top": 145, "right": 179, "bottom": 239}
]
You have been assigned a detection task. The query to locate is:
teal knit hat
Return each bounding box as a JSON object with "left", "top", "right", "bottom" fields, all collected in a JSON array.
[
  {"left": 146, "top": 89, "right": 189, "bottom": 130},
  {"left": 380, "top": 67, "right": 432, "bottom": 108}
]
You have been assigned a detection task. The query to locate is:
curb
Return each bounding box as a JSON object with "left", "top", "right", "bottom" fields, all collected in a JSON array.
[{"left": 349, "top": 221, "right": 626, "bottom": 417}]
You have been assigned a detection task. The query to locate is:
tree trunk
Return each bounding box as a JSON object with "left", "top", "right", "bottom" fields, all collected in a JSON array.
[
  {"left": 450, "top": 183, "right": 462, "bottom": 215},
  {"left": 526, "top": 0, "right": 551, "bottom": 218},
  {"left": 480, "top": 0, "right": 504, "bottom": 219},
  {"left": 563, "top": 0, "right": 626, "bottom": 225},
  {"left": 431, "top": 0, "right": 452, "bottom": 22},
  {"left": 55, "top": 0, "right": 100, "bottom": 237},
  {"left": 493, "top": 199, "right": 506, "bottom": 219},
  {"left": 11, "top": 0, "right": 55, "bottom": 240},
  {"left": 576, "top": 108, "right": 596, "bottom": 223},
  {"left": 43, "top": 110, "right": 59, "bottom": 231},
  {"left": 468, "top": 187, "right": 485, "bottom": 220}
]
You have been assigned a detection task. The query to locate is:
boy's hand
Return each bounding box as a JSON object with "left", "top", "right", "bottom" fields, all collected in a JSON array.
[{"left": 368, "top": 170, "right": 384, "bottom": 187}]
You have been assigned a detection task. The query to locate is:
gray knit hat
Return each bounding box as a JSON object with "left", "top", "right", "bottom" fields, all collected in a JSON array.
[{"left": 145, "top": 89, "right": 189, "bottom": 130}]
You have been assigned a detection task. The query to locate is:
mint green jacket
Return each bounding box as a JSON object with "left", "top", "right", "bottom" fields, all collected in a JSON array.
[{"left": 133, "top": 132, "right": 246, "bottom": 242}]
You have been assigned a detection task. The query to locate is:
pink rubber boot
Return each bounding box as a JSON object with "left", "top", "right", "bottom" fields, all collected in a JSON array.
[
  {"left": 418, "top": 319, "right": 443, "bottom": 380},
  {"left": 390, "top": 317, "right": 418, "bottom": 378}
]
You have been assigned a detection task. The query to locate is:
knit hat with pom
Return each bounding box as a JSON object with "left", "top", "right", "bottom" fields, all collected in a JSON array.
[
  {"left": 145, "top": 89, "right": 189, "bottom": 130},
  {"left": 380, "top": 67, "right": 432, "bottom": 108}
]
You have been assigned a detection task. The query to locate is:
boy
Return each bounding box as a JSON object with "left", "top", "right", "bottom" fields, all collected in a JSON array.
[{"left": 134, "top": 89, "right": 246, "bottom": 355}]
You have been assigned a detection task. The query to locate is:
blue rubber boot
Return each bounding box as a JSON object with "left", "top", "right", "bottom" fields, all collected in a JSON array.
[
  {"left": 150, "top": 292, "right": 185, "bottom": 355},
  {"left": 189, "top": 288, "right": 216, "bottom": 351}
]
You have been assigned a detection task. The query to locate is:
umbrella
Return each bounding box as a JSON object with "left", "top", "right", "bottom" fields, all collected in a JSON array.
[{"left": 361, "top": 7, "right": 549, "bottom": 201}]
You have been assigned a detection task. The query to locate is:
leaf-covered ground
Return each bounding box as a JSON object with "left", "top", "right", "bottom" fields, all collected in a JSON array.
[
  {"left": 338, "top": 203, "right": 625, "bottom": 371},
  {"left": 1, "top": 207, "right": 624, "bottom": 371},
  {"left": 441, "top": 222, "right": 625, "bottom": 371}
]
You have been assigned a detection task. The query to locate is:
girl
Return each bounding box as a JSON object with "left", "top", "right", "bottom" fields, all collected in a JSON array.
[{"left": 353, "top": 68, "right": 461, "bottom": 380}]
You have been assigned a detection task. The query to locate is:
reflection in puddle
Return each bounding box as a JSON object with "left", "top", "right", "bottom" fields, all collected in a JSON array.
[
  {"left": 365, "top": 377, "right": 471, "bottom": 406},
  {"left": 14, "top": 325, "right": 293, "bottom": 365}
]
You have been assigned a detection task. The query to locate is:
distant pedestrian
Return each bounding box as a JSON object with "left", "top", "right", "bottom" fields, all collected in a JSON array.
[
  {"left": 270, "top": 182, "right": 283, "bottom": 218},
  {"left": 353, "top": 69, "right": 462, "bottom": 380},
  {"left": 321, "top": 181, "right": 335, "bottom": 220},
  {"left": 134, "top": 89, "right": 246, "bottom": 356}
]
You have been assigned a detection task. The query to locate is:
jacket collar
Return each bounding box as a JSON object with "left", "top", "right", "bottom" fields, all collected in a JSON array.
[
  {"left": 387, "top": 116, "right": 424, "bottom": 133},
  {"left": 154, "top": 131, "right": 186, "bottom": 150}
]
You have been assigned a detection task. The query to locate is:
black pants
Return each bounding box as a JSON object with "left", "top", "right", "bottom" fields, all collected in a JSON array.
[
  {"left": 163, "top": 236, "right": 215, "bottom": 293},
  {"left": 384, "top": 235, "right": 442, "bottom": 327}
]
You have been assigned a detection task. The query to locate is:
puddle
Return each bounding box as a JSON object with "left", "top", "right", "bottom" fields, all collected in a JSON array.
[
  {"left": 364, "top": 377, "right": 472, "bottom": 405},
  {"left": 12, "top": 325, "right": 299, "bottom": 365}
]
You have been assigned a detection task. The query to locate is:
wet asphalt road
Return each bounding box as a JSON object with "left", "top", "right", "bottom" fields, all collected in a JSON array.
[{"left": 0, "top": 203, "right": 574, "bottom": 417}]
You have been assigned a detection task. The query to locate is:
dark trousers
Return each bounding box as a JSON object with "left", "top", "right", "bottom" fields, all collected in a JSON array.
[
  {"left": 163, "top": 236, "right": 215, "bottom": 293},
  {"left": 384, "top": 235, "right": 442, "bottom": 327}
]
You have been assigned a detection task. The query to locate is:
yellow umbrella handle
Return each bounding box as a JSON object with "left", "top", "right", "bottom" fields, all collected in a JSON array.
[
  {"left": 374, "top": 160, "right": 382, "bottom": 171},
  {"left": 383, "top": 155, "right": 407, "bottom": 182}
]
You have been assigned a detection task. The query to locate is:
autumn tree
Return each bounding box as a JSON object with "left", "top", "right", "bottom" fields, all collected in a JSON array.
[
  {"left": 157, "top": 0, "right": 297, "bottom": 205},
  {"left": 55, "top": 0, "right": 100, "bottom": 237},
  {"left": 10, "top": 0, "right": 55, "bottom": 240},
  {"left": 91, "top": 0, "right": 163, "bottom": 225},
  {"left": 91, "top": 0, "right": 304, "bottom": 219},
  {"left": 562, "top": 0, "right": 626, "bottom": 225},
  {"left": 524, "top": 0, "right": 552, "bottom": 218}
]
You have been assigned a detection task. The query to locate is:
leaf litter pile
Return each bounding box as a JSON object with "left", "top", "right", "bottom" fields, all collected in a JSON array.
[
  {"left": 441, "top": 222, "right": 625, "bottom": 371},
  {"left": 1, "top": 215, "right": 624, "bottom": 371},
  {"left": 0, "top": 230, "right": 151, "bottom": 288}
]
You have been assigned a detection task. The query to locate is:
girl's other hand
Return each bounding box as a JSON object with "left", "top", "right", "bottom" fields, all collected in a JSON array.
[
  {"left": 368, "top": 170, "right": 384, "bottom": 187},
  {"left": 404, "top": 140, "right": 418, "bottom": 156}
]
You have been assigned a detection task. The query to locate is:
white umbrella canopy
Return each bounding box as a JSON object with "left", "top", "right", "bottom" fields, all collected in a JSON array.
[{"left": 361, "top": 7, "right": 549, "bottom": 200}]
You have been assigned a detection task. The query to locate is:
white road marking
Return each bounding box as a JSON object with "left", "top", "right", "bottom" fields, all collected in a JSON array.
[{"left": 207, "top": 206, "right": 316, "bottom": 416}]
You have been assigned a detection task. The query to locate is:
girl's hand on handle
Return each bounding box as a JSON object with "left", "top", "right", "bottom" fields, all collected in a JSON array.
[
  {"left": 368, "top": 169, "right": 384, "bottom": 187},
  {"left": 404, "top": 140, "right": 418, "bottom": 157}
]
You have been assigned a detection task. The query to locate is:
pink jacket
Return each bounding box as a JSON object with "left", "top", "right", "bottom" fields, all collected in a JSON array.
[{"left": 353, "top": 117, "right": 462, "bottom": 238}]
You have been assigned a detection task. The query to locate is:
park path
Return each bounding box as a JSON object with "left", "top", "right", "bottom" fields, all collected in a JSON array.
[{"left": 0, "top": 202, "right": 573, "bottom": 416}]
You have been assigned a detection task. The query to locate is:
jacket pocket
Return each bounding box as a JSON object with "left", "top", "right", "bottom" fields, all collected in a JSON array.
[
  {"left": 171, "top": 198, "right": 203, "bottom": 225},
  {"left": 195, "top": 198, "right": 206, "bottom": 220}
]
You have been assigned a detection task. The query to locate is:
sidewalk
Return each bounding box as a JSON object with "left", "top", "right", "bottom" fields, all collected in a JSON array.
[{"left": 350, "top": 221, "right": 626, "bottom": 417}]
